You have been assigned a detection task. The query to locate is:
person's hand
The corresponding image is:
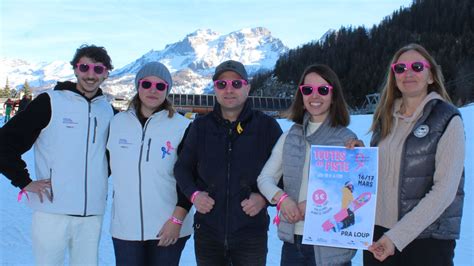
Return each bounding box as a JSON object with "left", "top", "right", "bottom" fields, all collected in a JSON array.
[
  {"left": 345, "top": 138, "right": 365, "bottom": 149},
  {"left": 157, "top": 219, "right": 180, "bottom": 247},
  {"left": 297, "top": 200, "right": 306, "bottom": 220},
  {"left": 280, "top": 197, "right": 303, "bottom": 223},
  {"left": 23, "top": 179, "right": 52, "bottom": 203},
  {"left": 368, "top": 235, "right": 396, "bottom": 262},
  {"left": 193, "top": 192, "right": 215, "bottom": 214},
  {"left": 241, "top": 192, "right": 266, "bottom": 217}
]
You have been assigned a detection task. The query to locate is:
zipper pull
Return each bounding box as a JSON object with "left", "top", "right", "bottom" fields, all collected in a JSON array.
[{"left": 146, "top": 138, "right": 152, "bottom": 162}]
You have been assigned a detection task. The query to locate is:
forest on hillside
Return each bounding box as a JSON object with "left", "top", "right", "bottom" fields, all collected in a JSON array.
[{"left": 251, "top": 0, "right": 474, "bottom": 110}]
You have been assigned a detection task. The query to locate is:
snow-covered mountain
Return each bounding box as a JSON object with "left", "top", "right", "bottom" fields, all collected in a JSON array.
[
  {"left": 0, "top": 59, "right": 74, "bottom": 92},
  {"left": 1, "top": 27, "right": 288, "bottom": 98},
  {"left": 107, "top": 27, "right": 288, "bottom": 98}
]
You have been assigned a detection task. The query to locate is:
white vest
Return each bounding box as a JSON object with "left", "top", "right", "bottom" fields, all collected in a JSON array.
[
  {"left": 107, "top": 110, "right": 193, "bottom": 241},
  {"left": 30, "top": 90, "right": 114, "bottom": 215}
]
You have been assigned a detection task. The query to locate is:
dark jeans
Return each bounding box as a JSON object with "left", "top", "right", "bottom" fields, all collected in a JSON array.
[
  {"left": 112, "top": 236, "right": 190, "bottom": 266},
  {"left": 194, "top": 229, "right": 267, "bottom": 266},
  {"left": 363, "top": 225, "right": 455, "bottom": 266},
  {"left": 281, "top": 235, "right": 351, "bottom": 266}
]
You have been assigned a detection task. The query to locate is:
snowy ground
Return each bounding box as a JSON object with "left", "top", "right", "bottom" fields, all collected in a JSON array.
[{"left": 1, "top": 105, "right": 473, "bottom": 265}]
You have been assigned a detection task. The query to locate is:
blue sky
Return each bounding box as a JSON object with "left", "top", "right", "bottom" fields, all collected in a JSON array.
[{"left": 1, "top": 0, "right": 413, "bottom": 68}]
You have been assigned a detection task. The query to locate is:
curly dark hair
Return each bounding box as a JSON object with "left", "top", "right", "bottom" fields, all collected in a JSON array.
[{"left": 70, "top": 44, "right": 113, "bottom": 70}]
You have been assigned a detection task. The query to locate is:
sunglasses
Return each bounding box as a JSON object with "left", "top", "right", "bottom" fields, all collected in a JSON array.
[
  {"left": 139, "top": 80, "right": 168, "bottom": 91},
  {"left": 299, "top": 84, "right": 333, "bottom": 96},
  {"left": 214, "top": 79, "right": 248, "bottom": 90},
  {"left": 76, "top": 63, "right": 107, "bottom": 75},
  {"left": 391, "top": 61, "right": 431, "bottom": 74}
]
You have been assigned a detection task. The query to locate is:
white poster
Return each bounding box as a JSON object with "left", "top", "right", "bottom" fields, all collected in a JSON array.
[{"left": 302, "top": 145, "right": 378, "bottom": 250}]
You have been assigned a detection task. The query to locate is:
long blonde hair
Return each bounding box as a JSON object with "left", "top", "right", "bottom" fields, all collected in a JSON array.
[{"left": 370, "top": 44, "right": 451, "bottom": 139}]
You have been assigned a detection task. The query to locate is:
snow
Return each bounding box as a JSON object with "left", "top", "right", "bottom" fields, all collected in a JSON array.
[
  {"left": 1, "top": 105, "right": 473, "bottom": 265},
  {"left": 0, "top": 59, "right": 74, "bottom": 90}
]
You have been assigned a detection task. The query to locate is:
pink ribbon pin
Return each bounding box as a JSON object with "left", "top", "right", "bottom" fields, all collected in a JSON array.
[{"left": 166, "top": 141, "right": 175, "bottom": 152}]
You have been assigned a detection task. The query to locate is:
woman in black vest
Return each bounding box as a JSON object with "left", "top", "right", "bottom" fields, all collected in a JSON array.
[{"left": 364, "top": 44, "right": 465, "bottom": 266}]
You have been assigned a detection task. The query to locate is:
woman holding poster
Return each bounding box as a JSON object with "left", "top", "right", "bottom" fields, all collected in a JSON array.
[
  {"left": 365, "top": 44, "right": 465, "bottom": 266},
  {"left": 258, "top": 64, "right": 358, "bottom": 265}
]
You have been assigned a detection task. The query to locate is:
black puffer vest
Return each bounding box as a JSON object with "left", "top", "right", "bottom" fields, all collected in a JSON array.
[{"left": 371, "top": 99, "right": 464, "bottom": 239}]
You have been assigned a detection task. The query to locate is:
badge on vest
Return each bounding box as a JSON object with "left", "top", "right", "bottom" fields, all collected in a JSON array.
[{"left": 413, "top": 124, "right": 429, "bottom": 138}]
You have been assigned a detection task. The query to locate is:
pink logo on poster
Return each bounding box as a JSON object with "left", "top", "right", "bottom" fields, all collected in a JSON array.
[
  {"left": 355, "top": 153, "right": 365, "bottom": 170},
  {"left": 312, "top": 189, "right": 327, "bottom": 205}
]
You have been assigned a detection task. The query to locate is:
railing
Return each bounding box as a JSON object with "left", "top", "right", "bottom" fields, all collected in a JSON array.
[
  {"left": 168, "top": 94, "right": 293, "bottom": 112},
  {"left": 112, "top": 92, "right": 382, "bottom": 115}
]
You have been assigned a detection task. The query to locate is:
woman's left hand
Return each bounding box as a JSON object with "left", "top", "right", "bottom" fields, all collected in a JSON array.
[
  {"left": 297, "top": 200, "right": 306, "bottom": 220},
  {"left": 345, "top": 138, "right": 365, "bottom": 149},
  {"left": 368, "top": 235, "right": 395, "bottom": 262},
  {"left": 157, "top": 219, "right": 181, "bottom": 247}
]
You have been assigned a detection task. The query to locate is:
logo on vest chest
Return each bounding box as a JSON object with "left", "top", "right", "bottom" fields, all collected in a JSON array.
[
  {"left": 161, "top": 141, "right": 175, "bottom": 159},
  {"left": 118, "top": 138, "right": 133, "bottom": 148},
  {"left": 62, "top": 117, "right": 78, "bottom": 128},
  {"left": 413, "top": 124, "right": 429, "bottom": 138}
]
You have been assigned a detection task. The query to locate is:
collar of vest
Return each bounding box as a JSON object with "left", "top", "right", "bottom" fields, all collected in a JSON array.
[{"left": 54, "top": 81, "right": 105, "bottom": 101}]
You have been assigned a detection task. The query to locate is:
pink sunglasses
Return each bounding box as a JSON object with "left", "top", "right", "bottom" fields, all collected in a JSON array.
[
  {"left": 139, "top": 80, "right": 168, "bottom": 91},
  {"left": 299, "top": 84, "right": 333, "bottom": 96},
  {"left": 75, "top": 63, "right": 107, "bottom": 75},
  {"left": 391, "top": 61, "right": 431, "bottom": 74}
]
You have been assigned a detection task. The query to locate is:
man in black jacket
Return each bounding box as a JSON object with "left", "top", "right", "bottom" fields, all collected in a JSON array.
[
  {"left": 174, "top": 60, "right": 282, "bottom": 265},
  {"left": 17, "top": 94, "right": 32, "bottom": 113}
]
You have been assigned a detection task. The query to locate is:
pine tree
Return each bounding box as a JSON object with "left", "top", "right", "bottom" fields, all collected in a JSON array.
[
  {"left": 4, "top": 77, "right": 11, "bottom": 91},
  {"left": 0, "top": 78, "right": 11, "bottom": 97},
  {"left": 267, "top": 0, "right": 474, "bottom": 107},
  {"left": 21, "top": 80, "right": 32, "bottom": 96},
  {"left": 9, "top": 88, "right": 17, "bottom": 98}
]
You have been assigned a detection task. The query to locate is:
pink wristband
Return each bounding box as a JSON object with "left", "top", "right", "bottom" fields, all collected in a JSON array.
[
  {"left": 170, "top": 216, "right": 183, "bottom": 225},
  {"left": 276, "top": 193, "right": 289, "bottom": 210},
  {"left": 190, "top": 191, "right": 201, "bottom": 203},
  {"left": 17, "top": 189, "right": 30, "bottom": 202},
  {"left": 273, "top": 192, "right": 289, "bottom": 225}
]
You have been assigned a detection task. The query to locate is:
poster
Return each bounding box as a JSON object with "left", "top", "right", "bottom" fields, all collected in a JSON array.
[{"left": 302, "top": 145, "right": 378, "bottom": 250}]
